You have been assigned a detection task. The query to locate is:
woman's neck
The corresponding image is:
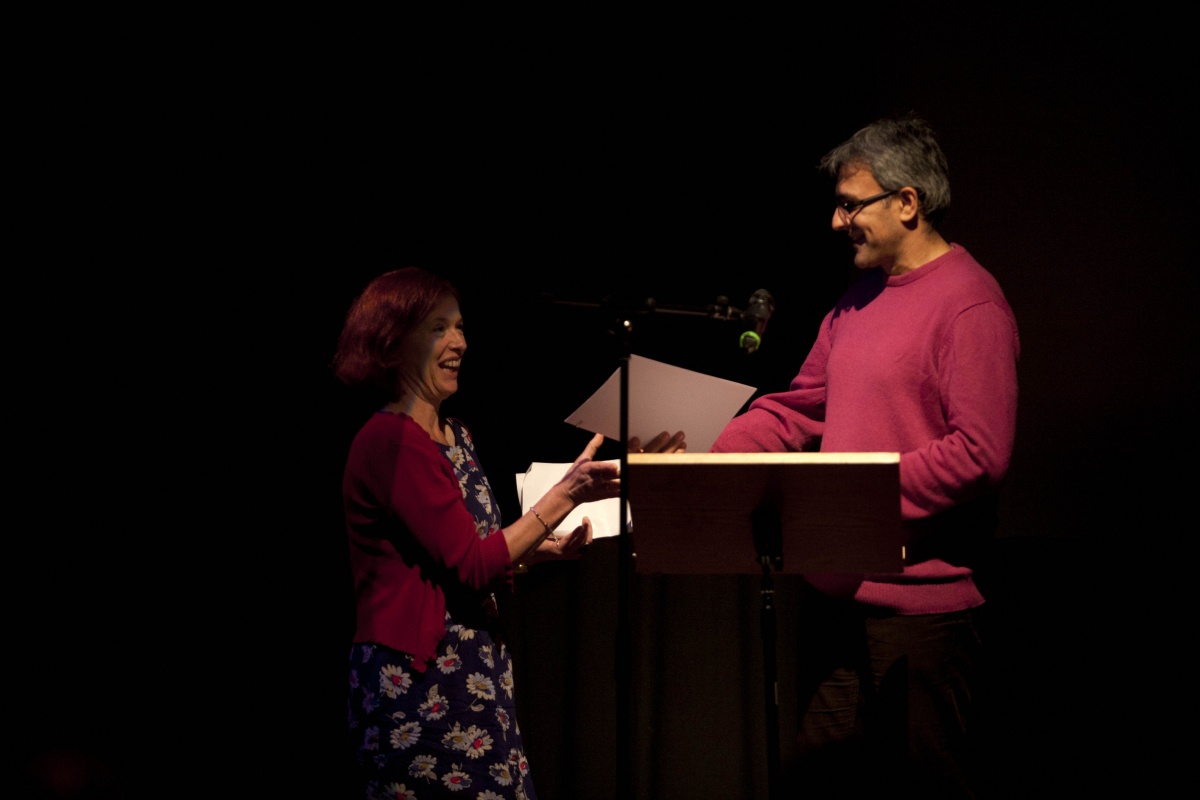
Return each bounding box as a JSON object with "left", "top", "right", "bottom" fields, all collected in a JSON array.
[{"left": 384, "top": 395, "right": 447, "bottom": 444}]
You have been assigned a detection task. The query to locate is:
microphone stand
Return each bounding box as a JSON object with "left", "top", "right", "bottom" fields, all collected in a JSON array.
[
  {"left": 545, "top": 292, "right": 749, "bottom": 800},
  {"left": 615, "top": 323, "right": 633, "bottom": 800}
]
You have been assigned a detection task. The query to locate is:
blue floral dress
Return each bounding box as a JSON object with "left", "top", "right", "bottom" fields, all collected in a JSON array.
[{"left": 348, "top": 419, "right": 537, "bottom": 800}]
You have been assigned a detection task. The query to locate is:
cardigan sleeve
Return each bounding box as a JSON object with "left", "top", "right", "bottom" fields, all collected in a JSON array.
[{"left": 358, "top": 414, "right": 511, "bottom": 590}]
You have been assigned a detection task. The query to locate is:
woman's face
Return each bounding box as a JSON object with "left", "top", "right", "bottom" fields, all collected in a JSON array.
[{"left": 398, "top": 294, "right": 466, "bottom": 405}]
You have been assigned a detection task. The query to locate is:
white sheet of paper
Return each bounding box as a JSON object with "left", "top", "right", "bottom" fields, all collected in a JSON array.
[
  {"left": 515, "top": 460, "right": 627, "bottom": 539},
  {"left": 563, "top": 354, "right": 756, "bottom": 454}
]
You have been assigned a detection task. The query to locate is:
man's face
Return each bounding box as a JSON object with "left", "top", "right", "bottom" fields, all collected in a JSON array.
[{"left": 831, "top": 164, "right": 901, "bottom": 271}]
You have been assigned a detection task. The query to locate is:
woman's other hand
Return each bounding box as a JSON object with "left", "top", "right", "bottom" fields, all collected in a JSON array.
[{"left": 533, "top": 516, "right": 594, "bottom": 562}]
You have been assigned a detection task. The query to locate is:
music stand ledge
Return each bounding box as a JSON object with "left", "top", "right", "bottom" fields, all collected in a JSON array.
[{"left": 626, "top": 452, "right": 905, "bottom": 575}]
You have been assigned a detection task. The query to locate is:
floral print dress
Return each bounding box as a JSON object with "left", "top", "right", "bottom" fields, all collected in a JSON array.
[{"left": 348, "top": 419, "right": 537, "bottom": 800}]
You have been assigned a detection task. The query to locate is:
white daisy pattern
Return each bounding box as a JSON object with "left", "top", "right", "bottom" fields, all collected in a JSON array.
[
  {"left": 442, "top": 765, "right": 472, "bottom": 792},
  {"left": 488, "top": 759, "right": 515, "bottom": 787},
  {"left": 380, "top": 664, "right": 412, "bottom": 699},
  {"left": 436, "top": 645, "right": 462, "bottom": 674},
  {"left": 408, "top": 754, "right": 437, "bottom": 781},
  {"left": 418, "top": 685, "right": 448, "bottom": 721},
  {"left": 473, "top": 483, "right": 493, "bottom": 519},
  {"left": 446, "top": 445, "right": 468, "bottom": 474},
  {"left": 442, "top": 721, "right": 470, "bottom": 752},
  {"left": 463, "top": 725, "right": 493, "bottom": 759},
  {"left": 466, "top": 673, "right": 496, "bottom": 701},
  {"left": 389, "top": 721, "right": 422, "bottom": 751}
]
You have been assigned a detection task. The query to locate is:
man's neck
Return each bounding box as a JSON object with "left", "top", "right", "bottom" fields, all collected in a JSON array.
[{"left": 884, "top": 232, "right": 952, "bottom": 276}]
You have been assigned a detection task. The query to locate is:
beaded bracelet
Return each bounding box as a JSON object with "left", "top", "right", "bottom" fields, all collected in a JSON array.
[
  {"left": 529, "top": 506, "right": 553, "bottom": 538},
  {"left": 528, "top": 506, "right": 559, "bottom": 551}
]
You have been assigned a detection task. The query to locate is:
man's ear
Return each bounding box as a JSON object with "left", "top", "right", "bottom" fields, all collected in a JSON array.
[{"left": 896, "top": 186, "right": 922, "bottom": 222}]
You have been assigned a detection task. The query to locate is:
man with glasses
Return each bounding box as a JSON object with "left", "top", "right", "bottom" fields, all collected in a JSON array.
[{"left": 712, "top": 114, "right": 1019, "bottom": 798}]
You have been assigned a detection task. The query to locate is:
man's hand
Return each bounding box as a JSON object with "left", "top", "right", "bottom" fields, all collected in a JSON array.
[{"left": 628, "top": 431, "right": 687, "bottom": 454}]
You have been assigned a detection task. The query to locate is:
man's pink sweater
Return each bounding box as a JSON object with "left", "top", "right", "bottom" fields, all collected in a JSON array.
[{"left": 713, "top": 245, "right": 1019, "bottom": 613}]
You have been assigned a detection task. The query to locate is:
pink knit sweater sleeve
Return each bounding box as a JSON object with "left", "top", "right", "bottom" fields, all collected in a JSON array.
[
  {"left": 711, "top": 313, "right": 831, "bottom": 454},
  {"left": 899, "top": 300, "right": 1019, "bottom": 519}
]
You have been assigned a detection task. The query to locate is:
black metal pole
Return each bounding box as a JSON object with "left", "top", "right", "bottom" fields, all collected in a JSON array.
[
  {"left": 761, "top": 556, "right": 781, "bottom": 800},
  {"left": 616, "top": 317, "right": 634, "bottom": 800},
  {"left": 751, "top": 502, "right": 784, "bottom": 800}
]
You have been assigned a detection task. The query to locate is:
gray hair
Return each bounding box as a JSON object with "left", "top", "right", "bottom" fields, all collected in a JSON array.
[{"left": 818, "top": 114, "right": 951, "bottom": 226}]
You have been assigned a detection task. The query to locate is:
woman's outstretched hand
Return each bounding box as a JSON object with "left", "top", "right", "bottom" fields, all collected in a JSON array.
[
  {"left": 628, "top": 431, "right": 687, "bottom": 454},
  {"left": 559, "top": 433, "right": 621, "bottom": 505}
]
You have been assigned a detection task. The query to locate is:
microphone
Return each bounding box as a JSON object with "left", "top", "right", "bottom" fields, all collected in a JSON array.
[{"left": 739, "top": 289, "right": 774, "bottom": 353}]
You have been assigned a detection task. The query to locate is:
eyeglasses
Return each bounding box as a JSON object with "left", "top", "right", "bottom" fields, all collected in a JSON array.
[{"left": 835, "top": 189, "right": 897, "bottom": 222}]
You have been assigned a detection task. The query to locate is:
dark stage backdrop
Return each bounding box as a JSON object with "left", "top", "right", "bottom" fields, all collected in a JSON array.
[
  {"left": 297, "top": 37, "right": 1191, "bottom": 795},
  {"left": 14, "top": 11, "right": 1193, "bottom": 800}
]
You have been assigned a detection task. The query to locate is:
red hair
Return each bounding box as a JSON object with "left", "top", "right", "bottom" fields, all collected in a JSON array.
[{"left": 332, "top": 267, "right": 461, "bottom": 401}]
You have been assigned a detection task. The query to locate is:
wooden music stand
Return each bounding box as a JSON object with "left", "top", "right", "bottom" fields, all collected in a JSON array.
[{"left": 625, "top": 451, "right": 905, "bottom": 800}]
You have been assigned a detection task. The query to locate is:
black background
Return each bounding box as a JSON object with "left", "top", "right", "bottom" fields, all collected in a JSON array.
[{"left": 12, "top": 9, "right": 1194, "bottom": 799}]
